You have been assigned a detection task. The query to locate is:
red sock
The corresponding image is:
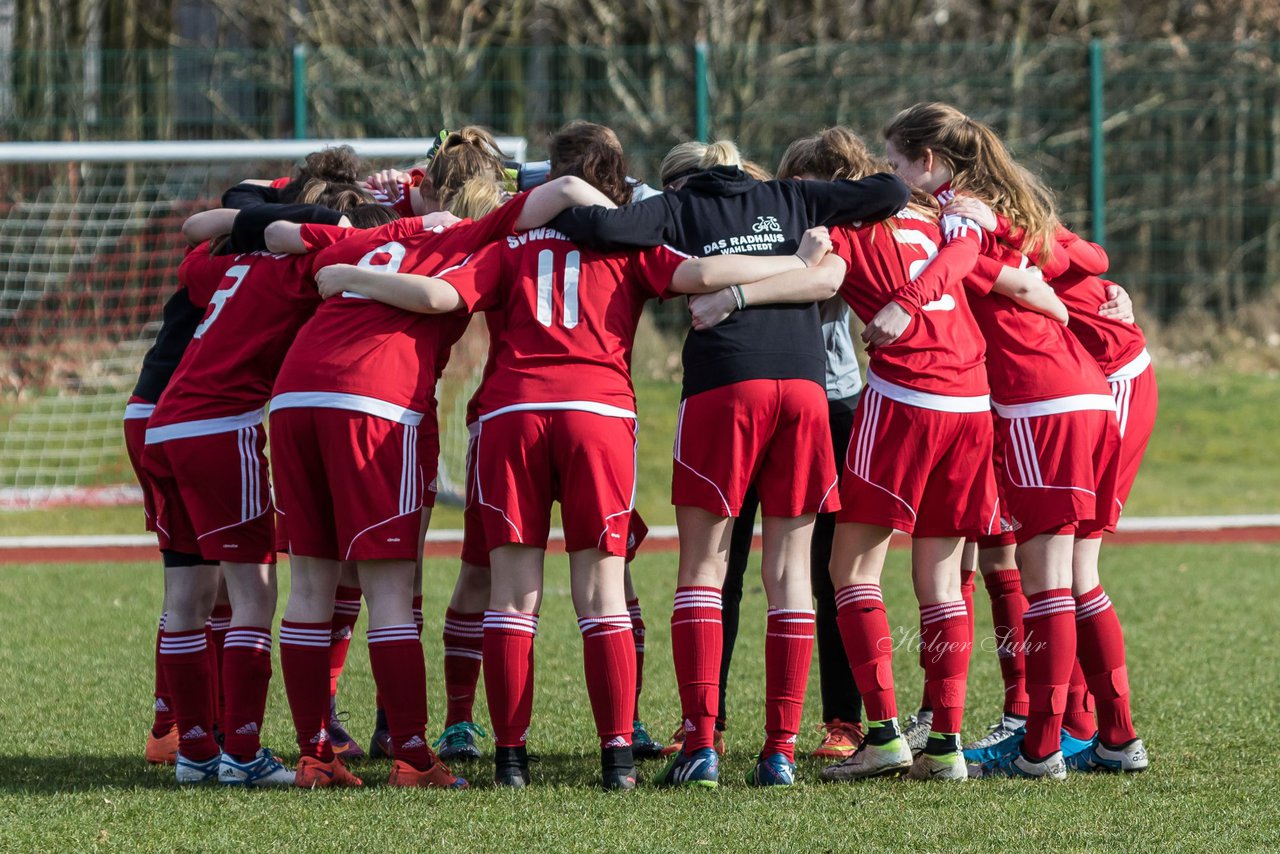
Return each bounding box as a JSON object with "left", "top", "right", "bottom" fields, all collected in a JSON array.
[
  {"left": 763, "top": 608, "right": 814, "bottom": 761},
  {"left": 442, "top": 608, "right": 484, "bottom": 727},
  {"left": 1062, "top": 659, "right": 1097, "bottom": 739},
  {"left": 670, "top": 587, "right": 722, "bottom": 751},
  {"left": 919, "top": 600, "right": 971, "bottom": 734},
  {"left": 1075, "top": 586, "right": 1137, "bottom": 746},
  {"left": 1022, "top": 589, "right": 1076, "bottom": 760},
  {"left": 412, "top": 595, "right": 424, "bottom": 636},
  {"left": 152, "top": 613, "right": 175, "bottom": 736},
  {"left": 984, "top": 569, "right": 1029, "bottom": 717},
  {"left": 835, "top": 585, "right": 897, "bottom": 722},
  {"left": 917, "top": 612, "right": 930, "bottom": 712},
  {"left": 329, "top": 586, "right": 362, "bottom": 697},
  {"left": 368, "top": 624, "right": 433, "bottom": 770},
  {"left": 579, "top": 615, "right": 636, "bottom": 748},
  {"left": 280, "top": 621, "right": 334, "bottom": 761},
  {"left": 159, "top": 629, "right": 218, "bottom": 761},
  {"left": 483, "top": 611, "right": 538, "bottom": 747},
  {"left": 209, "top": 604, "right": 232, "bottom": 726},
  {"left": 221, "top": 626, "right": 273, "bottom": 761},
  {"left": 960, "top": 568, "right": 976, "bottom": 644},
  {"left": 627, "top": 598, "right": 645, "bottom": 720}
]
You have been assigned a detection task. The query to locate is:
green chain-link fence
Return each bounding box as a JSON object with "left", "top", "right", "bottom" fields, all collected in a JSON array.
[{"left": 4, "top": 41, "right": 1280, "bottom": 323}]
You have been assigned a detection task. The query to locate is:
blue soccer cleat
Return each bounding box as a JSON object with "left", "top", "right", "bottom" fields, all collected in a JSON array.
[
  {"left": 217, "top": 747, "right": 296, "bottom": 788},
  {"left": 1061, "top": 729, "right": 1098, "bottom": 772},
  {"left": 745, "top": 752, "right": 796, "bottom": 787},
  {"left": 175, "top": 751, "right": 222, "bottom": 785},
  {"left": 434, "top": 721, "right": 487, "bottom": 761},
  {"left": 962, "top": 715, "right": 1026, "bottom": 766},
  {"left": 654, "top": 746, "right": 719, "bottom": 788}
]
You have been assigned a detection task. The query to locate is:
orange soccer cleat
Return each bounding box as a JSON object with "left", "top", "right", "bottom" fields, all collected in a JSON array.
[
  {"left": 387, "top": 758, "right": 469, "bottom": 789},
  {"left": 294, "top": 756, "right": 363, "bottom": 789},
  {"left": 811, "top": 719, "right": 866, "bottom": 759},
  {"left": 145, "top": 725, "right": 179, "bottom": 765},
  {"left": 659, "top": 725, "right": 726, "bottom": 757}
]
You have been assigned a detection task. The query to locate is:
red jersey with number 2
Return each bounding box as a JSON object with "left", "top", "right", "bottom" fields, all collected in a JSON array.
[
  {"left": 439, "top": 227, "right": 689, "bottom": 418},
  {"left": 830, "top": 210, "right": 989, "bottom": 400}
]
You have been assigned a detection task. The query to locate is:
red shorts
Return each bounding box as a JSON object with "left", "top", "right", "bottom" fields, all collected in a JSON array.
[
  {"left": 836, "top": 389, "right": 997, "bottom": 538},
  {"left": 976, "top": 429, "right": 1018, "bottom": 549},
  {"left": 270, "top": 407, "right": 432, "bottom": 561},
  {"left": 672, "top": 379, "right": 838, "bottom": 518},
  {"left": 472, "top": 409, "right": 637, "bottom": 557},
  {"left": 995, "top": 408, "right": 1121, "bottom": 543},
  {"left": 1107, "top": 361, "right": 1158, "bottom": 526},
  {"left": 123, "top": 398, "right": 158, "bottom": 534},
  {"left": 141, "top": 425, "right": 276, "bottom": 563},
  {"left": 460, "top": 419, "right": 651, "bottom": 568}
]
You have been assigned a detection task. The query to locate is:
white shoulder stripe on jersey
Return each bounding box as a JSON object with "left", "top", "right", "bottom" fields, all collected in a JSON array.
[
  {"left": 144, "top": 408, "right": 264, "bottom": 444},
  {"left": 269, "top": 391, "right": 425, "bottom": 426},
  {"left": 123, "top": 402, "right": 155, "bottom": 420}
]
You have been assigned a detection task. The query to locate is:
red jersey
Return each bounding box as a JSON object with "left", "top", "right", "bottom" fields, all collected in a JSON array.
[
  {"left": 147, "top": 243, "right": 320, "bottom": 439},
  {"left": 981, "top": 220, "right": 1147, "bottom": 378},
  {"left": 269, "top": 193, "right": 530, "bottom": 423},
  {"left": 439, "top": 226, "right": 688, "bottom": 419},
  {"left": 830, "top": 208, "right": 989, "bottom": 409}
]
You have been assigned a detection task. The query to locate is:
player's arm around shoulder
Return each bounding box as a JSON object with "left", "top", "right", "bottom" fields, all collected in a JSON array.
[{"left": 314, "top": 264, "right": 465, "bottom": 314}]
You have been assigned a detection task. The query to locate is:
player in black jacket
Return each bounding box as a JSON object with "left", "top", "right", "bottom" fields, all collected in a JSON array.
[{"left": 553, "top": 139, "right": 908, "bottom": 787}]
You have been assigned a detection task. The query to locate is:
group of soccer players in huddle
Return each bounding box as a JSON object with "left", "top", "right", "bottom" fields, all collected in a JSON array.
[{"left": 127, "top": 103, "right": 1154, "bottom": 792}]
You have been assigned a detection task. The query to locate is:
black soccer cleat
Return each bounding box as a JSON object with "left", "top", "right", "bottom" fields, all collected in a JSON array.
[
  {"left": 494, "top": 745, "right": 531, "bottom": 788},
  {"left": 601, "top": 745, "right": 637, "bottom": 790}
]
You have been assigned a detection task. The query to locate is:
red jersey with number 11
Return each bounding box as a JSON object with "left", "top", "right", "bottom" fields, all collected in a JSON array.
[{"left": 440, "top": 227, "right": 689, "bottom": 419}]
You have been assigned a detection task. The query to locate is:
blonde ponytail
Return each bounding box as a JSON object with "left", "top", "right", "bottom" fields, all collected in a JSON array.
[{"left": 660, "top": 139, "right": 745, "bottom": 186}]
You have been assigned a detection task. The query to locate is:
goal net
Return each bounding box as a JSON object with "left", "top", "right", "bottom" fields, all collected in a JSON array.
[{"left": 0, "top": 137, "right": 526, "bottom": 509}]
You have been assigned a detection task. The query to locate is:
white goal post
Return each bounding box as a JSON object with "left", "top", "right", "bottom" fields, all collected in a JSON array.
[{"left": 0, "top": 137, "right": 526, "bottom": 509}]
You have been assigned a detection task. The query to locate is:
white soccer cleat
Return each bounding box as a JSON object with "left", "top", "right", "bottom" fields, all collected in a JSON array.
[
  {"left": 820, "top": 737, "right": 913, "bottom": 782},
  {"left": 906, "top": 750, "right": 968, "bottom": 781},
  {"left": 175, "top": 752, "right": 222, "bottom": 784},
  {"left": 1087, "top": 738, "right": 1149, "bottom": 773},
  {"left": 218, "top": 747, "right": 296, "bottom": 788},
  {"left": 902, "top": 711, "right": 933, "bottom": 757},
  {"left": 970, "top": 749, "right": 1067, "bottom": 781}
]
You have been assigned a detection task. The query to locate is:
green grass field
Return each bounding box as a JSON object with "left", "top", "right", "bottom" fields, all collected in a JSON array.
[
  {"left": 3, "top": 365, "right": 1280, "bottom": 538},
  {"left": 2, "top": 542, "right": 1278, "bottom": 851}
]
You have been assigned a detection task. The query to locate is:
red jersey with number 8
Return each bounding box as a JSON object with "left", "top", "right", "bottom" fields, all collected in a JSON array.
[
  {"left": 438, "top": 227, "right": 689, "bottom": 419},
  {"left": 269, "top": 193, "right": 531, "bottom": 419}
]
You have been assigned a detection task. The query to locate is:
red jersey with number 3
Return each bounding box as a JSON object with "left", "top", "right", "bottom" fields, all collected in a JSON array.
[
  {"left": 830, "top": 210, "right": 989, "bottom": 402},
  {"left": 149, "top": 243, "right": 320, "bottom": 430},
  {"left": 270, "top": 193, "right": 530, "bottom": 417},
  {"left": 439, "top": 227, "right": 689, "bottom": 418}
]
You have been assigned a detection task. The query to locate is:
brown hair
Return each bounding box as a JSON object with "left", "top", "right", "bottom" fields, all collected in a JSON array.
[
  {"left": 425, "top": 126, "right": 508, "bottom": 212},
  {"left": 777, "top": 127, "right": 882, "bottom": 181},
  {"left": 293, "top": 180, "right": 374, "bottom": 213},
  {"left": 659, "top": 139, "right": 744, "bottom": 187},
  {"left": 548, "top": 120, "right": 632, "bottom": 206},
  {"left": 446, "top": 176, "right": 506, "bottom": 221},
  {"left": 884, "top": 102, "right": 1058, "bottom": 262},
  {"left": 280, "top": 145, "right": 366, "bottom": 202},
  {"left": 778, "top": 127, "right": 938, "bottom": 215},
  {"left": 347, "top": 204, "right": 401, "bottom": 229}
]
